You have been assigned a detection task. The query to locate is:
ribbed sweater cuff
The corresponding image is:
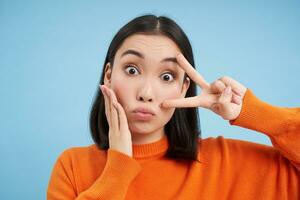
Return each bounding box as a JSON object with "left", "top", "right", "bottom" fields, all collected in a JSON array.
[
  {"left": 105, "top": 148, "right": 142, "bottom": 178},
  {"left": 79, "top": 149, "right": 141, "bottom": 199},
  {"left": 229, "top": 89, "right": 294, "bottom": 137},
  {"left": 98, "top": 148, "right": 141, "bottom": 184}
]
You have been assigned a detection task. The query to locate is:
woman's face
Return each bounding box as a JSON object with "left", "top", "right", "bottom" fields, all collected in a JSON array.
[{"left": 104, "top": 33, "right": 190, "bottom": 138}]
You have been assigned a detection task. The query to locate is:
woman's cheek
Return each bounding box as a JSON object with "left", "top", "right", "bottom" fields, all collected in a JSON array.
[
  {"left": 111, "top": 79, "right": 130, "bottom": 108},
  {"left": 160, "top": 87, "right": 179, "bottom": 113},
  {"left": 162, "top": 85, "right": 182, "bottom": 100}
]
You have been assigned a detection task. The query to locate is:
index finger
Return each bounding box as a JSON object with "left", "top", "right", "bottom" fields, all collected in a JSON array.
[{"left": 176, "top": 54, "right": 210, "bottom": 89}]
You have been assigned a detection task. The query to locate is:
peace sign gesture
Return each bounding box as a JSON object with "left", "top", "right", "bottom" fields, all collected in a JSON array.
[{"left": 162, "top": 54, "right": 247, "bottom": 121}]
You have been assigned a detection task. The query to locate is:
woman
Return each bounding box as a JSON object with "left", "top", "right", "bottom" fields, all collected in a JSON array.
[{"left": 47, "top": 14, "right": 300, "bottom": 199}]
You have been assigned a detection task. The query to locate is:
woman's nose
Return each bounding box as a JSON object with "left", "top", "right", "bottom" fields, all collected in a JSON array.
[
  {"left": 139, "top": 96, "right": 153, "bottom": 102},
  {"left": 137, "top": 83, "right": 154, "bottom": 102}
]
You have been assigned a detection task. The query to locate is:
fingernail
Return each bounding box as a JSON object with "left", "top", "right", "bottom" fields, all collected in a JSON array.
[
  {"left": 160, "top": 102, "right": 168, "bottom": 108},
  {"left": 225, "top": 86, "right": 231, "bottom": 94},
  {"left": 234, "top": 89, "right": 242, "bottom": 96},
  {"left": 177, "top": 53, "right": 183, "bottom": 59},
  {"left": 100, "top": 85, "right": 107, "bottom": 95},
  {"left": 101, "top": 85, "right": 110, "bottom": 97},
  {"left": 99, "top": 85, "right": 103, "bottom": 93}
]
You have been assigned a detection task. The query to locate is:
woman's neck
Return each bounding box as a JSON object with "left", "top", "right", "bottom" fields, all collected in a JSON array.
[{"left": 131, "top": 127, "right": 166, "bottom": 145}]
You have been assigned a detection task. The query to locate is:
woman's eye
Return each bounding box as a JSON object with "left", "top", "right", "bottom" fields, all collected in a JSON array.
[
  {"left": 124, "top": 65, "right": 175, "bottom": 82},
  {"left": 161, "top": 73, "right": 174, "bottom": 82},
  {"left": 124, "top": 65, "right": 139, "bottom": 75}
]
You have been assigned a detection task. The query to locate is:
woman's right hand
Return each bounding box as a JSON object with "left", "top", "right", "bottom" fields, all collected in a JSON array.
[{"left": 100, "top": 84, "right": 133, "bottom": 157}]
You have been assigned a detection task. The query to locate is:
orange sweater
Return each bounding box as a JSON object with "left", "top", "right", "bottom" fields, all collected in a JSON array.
[{"left": 47, "top": 89, "right": 300, "bottom": 200}]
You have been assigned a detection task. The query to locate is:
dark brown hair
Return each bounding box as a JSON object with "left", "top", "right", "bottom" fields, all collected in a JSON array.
[{"left": 89, "top": 14, "right": 201, "bottom": 162}]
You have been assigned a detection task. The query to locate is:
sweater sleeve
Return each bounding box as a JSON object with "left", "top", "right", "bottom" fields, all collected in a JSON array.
[
  {"left": 47, "top": 148, "right": 142, "bottom": 200},
  {"left": 229, "top": 89, "right": 300, "bottom": 171}
]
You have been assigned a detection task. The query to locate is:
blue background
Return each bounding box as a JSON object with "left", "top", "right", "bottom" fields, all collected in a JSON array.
[{"left": 1, "top": 1, "right": 299, "bottom": 199}]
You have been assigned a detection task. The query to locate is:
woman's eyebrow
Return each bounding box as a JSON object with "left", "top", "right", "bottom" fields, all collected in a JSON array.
[{"left": 121, "top": 49, "right": 178, "bottom": 65}]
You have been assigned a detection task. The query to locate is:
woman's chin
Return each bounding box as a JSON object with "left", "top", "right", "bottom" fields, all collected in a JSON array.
[{"left": 128, "top": 122, "right": 154, "bottom": 135}]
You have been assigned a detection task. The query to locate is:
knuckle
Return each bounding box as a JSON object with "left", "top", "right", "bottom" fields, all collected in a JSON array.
[
  {"left": 214, "top": 80, "right": 221, "bottom": 85},
  {"left": 221, "top": 115, "right": 229, "bottom": 120},
  {"left": 219, "top": 76, "right": 230, "bottom": 83},
  {"left": 215, "top": 80, "right": 225, "bottom": 88},
  {"left": 211, "top": 80, "right": 223, "bottom": 91},
  {"left": 217, "top": 97, "right": 225, "bottom": 104},
  {"left": 218, "top": 100, "right": 226, "bottom": 106},
  {"left": 210, "top": 81, "right": 217, "bottom": 89},
  {"left": 212, "top": 80, "right": 219, "bottom": 86},
  {"left": 218, "top": 95, "right": 229, "bottom": 104}
]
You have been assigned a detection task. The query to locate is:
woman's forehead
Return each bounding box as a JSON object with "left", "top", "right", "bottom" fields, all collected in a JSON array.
[
  {"left": 116, "top": 34, "right": 181, "bottom": 59},
  {"left": 113, "top": 34, "right": 187, "bottom": 77}
]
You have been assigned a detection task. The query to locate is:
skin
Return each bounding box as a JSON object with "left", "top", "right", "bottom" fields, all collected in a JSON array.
[
  {"left": 100, "top": 33, "right": 247, "bottom": 157},
  {"left": 103, "top": 34, "right": 190, "bottom": 146}
]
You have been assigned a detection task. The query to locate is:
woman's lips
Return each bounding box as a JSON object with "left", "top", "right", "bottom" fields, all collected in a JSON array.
[{"left": 132, "top": 112, "right": 154, "bottom": 121}]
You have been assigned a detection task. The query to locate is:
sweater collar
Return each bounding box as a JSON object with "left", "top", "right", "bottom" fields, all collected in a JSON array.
[{"left": 132, "top": 135, "right": 169, "bottom": 159}]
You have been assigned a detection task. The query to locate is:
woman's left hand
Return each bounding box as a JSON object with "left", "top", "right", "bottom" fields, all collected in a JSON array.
[{"left": 161, "top": 54, "right": 248, "bottom": 121}]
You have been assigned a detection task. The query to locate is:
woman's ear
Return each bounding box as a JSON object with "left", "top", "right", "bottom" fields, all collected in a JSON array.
[
  {"left": 104, "top": 62, "right": 112, "bottom": 88},
  {"left": 180, "top": 77, "right": 190, "bottom": 98}
]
